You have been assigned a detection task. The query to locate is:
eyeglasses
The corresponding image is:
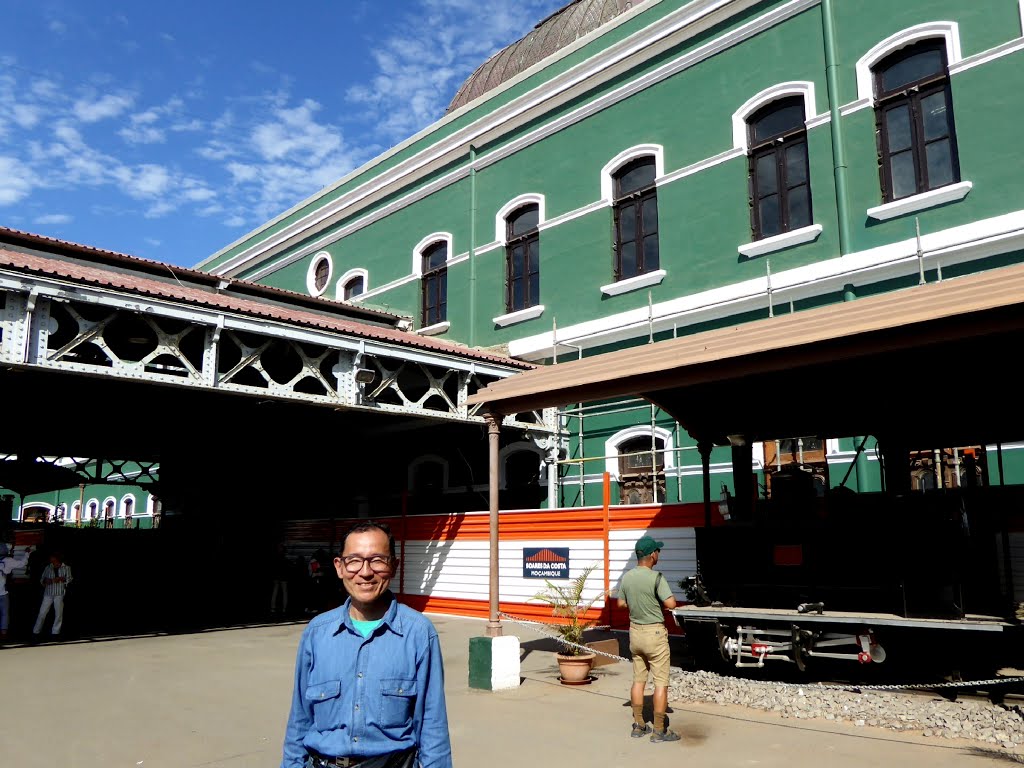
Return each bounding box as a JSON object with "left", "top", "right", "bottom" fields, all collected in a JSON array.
[{"left": 340, "top": 555, "right": 393, "bottom": 574}]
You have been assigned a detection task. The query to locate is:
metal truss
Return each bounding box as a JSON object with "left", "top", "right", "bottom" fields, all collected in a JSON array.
[
  {"left": 7, "top": 455, "right": 161, "bottom": 487},
  {"left": 0, "top": 279, "right": 554, "bottom": 432}
]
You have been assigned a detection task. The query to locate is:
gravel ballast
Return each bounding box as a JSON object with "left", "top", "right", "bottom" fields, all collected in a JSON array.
[{"left": 669, "top": 668, "right": 1024, "bottom": 750}]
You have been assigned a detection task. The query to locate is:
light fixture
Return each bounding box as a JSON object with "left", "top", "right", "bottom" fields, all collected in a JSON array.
[{"left": 354, "top": 367, "right": 375, "bottom": 385}]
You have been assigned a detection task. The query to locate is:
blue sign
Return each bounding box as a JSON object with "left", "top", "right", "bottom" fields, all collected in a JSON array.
[{"left": 523, "top": 547, "right": 570, "bottom": 579}]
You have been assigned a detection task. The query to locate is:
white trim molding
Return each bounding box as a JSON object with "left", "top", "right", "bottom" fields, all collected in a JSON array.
[
  {"left": 601, "top": 144, "right": 665, "bottom": 203},
  {"left": 601, "top": 269, "right": 666, "bottom": 297},
  {"left": 732, "top": 81, "right": 818, "bottom": 152},
  {"left": 866, "top": 181, "right": 972, "bottom": 221},
  {"left": 509, "top": 208, "right": 1024, "bottom": 360},
  {"left": 855, "top": 22, "right": 962, "bottom": 101},
  {"left": 495, "top": 194, "right": 546, "bottom": 245},
  {"left": 408, "top": 454, "right": 450, "bottom": 492},
  {"left": 493, "top": 304, "right": 545, "bottom": 327},
  {"left": 86, "top": 498, "right": 99, "bottom": 521},
  {"left": 305, "top": 251, "right": 333, "bottom": 297},
  {"left": 336, "top": 267, "right": 369, "bottom": 301},
  {"left": 417, "top": 320, "right": 451, "bottom": 336},
  {"left": 738, "top": 224, "right": 823, "bottom": 258},
  {"left": 658, "top": 147, "right": 744, "bottom": 187},
  {"left": 948, "top": 36, "right": 1024, "bottom": 75},
  {"left": 1020, "top": 0, "right": 1024, "bottom": 37},
  {"left": 498, "top": 441, "right": 549, "bottom": 489},
  {"left": 411, "top": 232, "right": 453, "bottom": 276},
  {"left": 102, "top": 496, "right": 117, "bottom": 518},
  {"left": 604, "top": 426, "right": 676, "bottom": 481}
]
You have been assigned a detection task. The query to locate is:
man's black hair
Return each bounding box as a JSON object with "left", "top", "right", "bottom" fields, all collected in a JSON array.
[{"left": 340, "top": 520, "right": 397, "bottom": 559}]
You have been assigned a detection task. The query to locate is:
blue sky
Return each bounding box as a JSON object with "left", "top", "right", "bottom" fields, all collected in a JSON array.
[{"left": 1, "top": 0, "right": 566, "bottom": 267}]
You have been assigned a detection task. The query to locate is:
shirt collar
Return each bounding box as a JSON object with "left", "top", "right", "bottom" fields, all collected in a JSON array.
[{"left": 337, "top": 592, "right": 404, "bottom": 637}]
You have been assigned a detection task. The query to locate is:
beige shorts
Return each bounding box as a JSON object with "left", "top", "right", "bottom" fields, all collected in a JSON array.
[{"left": 629, "top": 622, "right": 671, "bottom": 686}]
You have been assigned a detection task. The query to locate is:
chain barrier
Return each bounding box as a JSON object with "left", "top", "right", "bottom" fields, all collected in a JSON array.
[{"left": 500, "top": 611, "right": 1024, "bottom": 692}]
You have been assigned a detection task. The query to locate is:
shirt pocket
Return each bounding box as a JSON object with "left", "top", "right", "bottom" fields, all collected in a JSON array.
[
  {"left": 306, "top": 679, "right": 343, "bottom": 731},
  {"left": 379, "top": 678, "right": 417, "bottom": 728}
]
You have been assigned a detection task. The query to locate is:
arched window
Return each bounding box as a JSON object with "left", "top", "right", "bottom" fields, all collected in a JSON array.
[
  {"left": 409, "top": 456, "right": 448, "bottom": 493},
  {"left": 342, "top": 274, "right": 365, "bottom": 300},
  {"left": 122, "top": 496, "right": 135, "bottom": 518},
  {"left": 71, "top": 501, "right": 81, "bottom": 522},
  {"left": 873, "top": 40, "right": 959, "bottom": 202},
  {"left": 104, "top": 498, "right": 116, "bottom": 527},
  {"left": 617, "top": 436, "right": 666, "bottom": 505},
  {"left": 420, "top": 241, "right": 448, "bottom": 327},
  {"left": 613, "top": 157, "right": 659, "bottom": 281},
  {"left": 505, "top": 204, "right": 540, "bottom": 313},
  {"left": 747, "top": 96, "right": 811, "bottom": 240},
  {"left": 87, "top": 500, "right": 98, "bottom": 520}
]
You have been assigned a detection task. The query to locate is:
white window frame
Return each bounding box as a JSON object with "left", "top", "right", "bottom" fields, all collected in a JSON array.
[
  {"left": 86, "top": 498, "right": 99, "bottom": 521},
  {"left": 305, "top": 251, "right": 334, "bottom": 297},
  {"left": 103, "top": 496, "right": 117, "bottom": 520},
  {"left": 498, "top": 441, "right": 549, "bottom": 489},
  {"left": 604, "top": 426, "right": 675, "bottom": 481},
  {"left": 732, "top": 81, "right": 818, "bottom": 153},
  {"left": 411, "top": 233, "right": 454, "bottom": 276},
  {"left": 71, "top": 500, "right": 81, "bottom": 522},
  {"left": 408, "top": 454, "right": 450, "bottom": 492},
  {"left": 495, "top": 194, "right": 546, "bottom": 246},
  {"left": 600, "top": 144, "right": 665, "bottom": 203},
  {"left": 336, "top": 268, "right": 369, "bottom": 301},
  {"left": 855, "top": 22, "right": 962, "bottom": 103}
]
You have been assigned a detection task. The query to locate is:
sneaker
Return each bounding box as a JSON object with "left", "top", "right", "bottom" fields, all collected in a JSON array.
[
  {"left": 631, "top": 723, "right": 653, "bottom": 738},
  {"left": 650, "top": 729, "right": 681, "bottom": 743}
]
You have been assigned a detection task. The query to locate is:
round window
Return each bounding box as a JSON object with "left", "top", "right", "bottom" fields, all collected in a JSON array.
[{"left": 307, "top": 252, "right": 333, "bottom": 296}]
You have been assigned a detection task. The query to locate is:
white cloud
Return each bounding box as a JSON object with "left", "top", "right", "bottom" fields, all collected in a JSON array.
[
  {"left": 48, "top": 20, "right": 67, "bottom": 35},
  {"left": 346, "top": 0, "right": 565, "bottom": 142},
  {"left": 35, "top": 213, "right": 73, "bottom": 225},
  {"left": 224, "top": 215, "right": 246, "bottom": 227},
  {"left": 73, "top": 92, "right": 134, "bottom": 123},
  {"left": 0, "top": 156, "right": 36, "bottom": 205},
  {"left": 12, "top": 104, "right": 41, "bottom": 129}
]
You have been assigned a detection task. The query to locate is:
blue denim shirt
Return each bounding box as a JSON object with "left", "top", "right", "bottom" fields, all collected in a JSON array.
[{"left": 282, "top": 594, "right": 451, "bottom": 768}]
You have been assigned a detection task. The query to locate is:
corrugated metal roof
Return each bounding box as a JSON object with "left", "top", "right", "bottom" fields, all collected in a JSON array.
[
  {"left": 0, "top": 247, "right": 533, "bottom": 370},
  {"left": 447, "top": 0, "right": 642, "bottom": 113},
  {"left": 467, "top": 263, "right": 1024, "bottom": 414}
]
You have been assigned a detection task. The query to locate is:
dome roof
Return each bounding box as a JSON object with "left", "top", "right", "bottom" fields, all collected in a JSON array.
[{"left": 447, "top": 0, "right": 642, "bottom": 113}]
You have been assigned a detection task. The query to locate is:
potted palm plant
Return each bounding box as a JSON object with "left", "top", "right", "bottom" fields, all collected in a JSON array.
[{"left": 531, "top": 563, "right": 607, "bottom": 684}]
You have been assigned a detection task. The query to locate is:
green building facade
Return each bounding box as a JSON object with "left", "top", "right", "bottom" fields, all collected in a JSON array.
[{"left": 197, "top": 0, "right": 1024, "bottom": 508}]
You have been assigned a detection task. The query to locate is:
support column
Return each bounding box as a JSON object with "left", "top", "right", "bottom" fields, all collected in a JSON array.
[
  {"left": 485, "top": 411, "right": 503, "bottom": 638},
  {"left": 699, "top": 440, "right": 713, "bottom": 528},
  {"left": 469, "top": 410, "right": 520, "bottom": 691}
]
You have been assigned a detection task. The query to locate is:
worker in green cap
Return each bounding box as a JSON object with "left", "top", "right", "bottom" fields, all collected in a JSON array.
[{"left": 617, "top": 534, "right": 679, "bottom": 743}]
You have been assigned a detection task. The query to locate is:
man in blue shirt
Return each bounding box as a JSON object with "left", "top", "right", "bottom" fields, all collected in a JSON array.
[{"left": 282, "top": 521, "right": 452, "bottom": 768}]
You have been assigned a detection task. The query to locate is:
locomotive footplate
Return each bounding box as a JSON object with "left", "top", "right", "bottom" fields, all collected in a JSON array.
[{"left": 673, "top": 605, "right": 1011, "bottom": 670}]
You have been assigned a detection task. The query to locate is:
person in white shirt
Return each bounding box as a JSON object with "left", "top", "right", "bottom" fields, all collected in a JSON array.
[
  {"left": 0, "top": 543, "right": 30, "bottom": 641},
  {"left": 32, "top": 551, "right": 72, "bottom": 640}
]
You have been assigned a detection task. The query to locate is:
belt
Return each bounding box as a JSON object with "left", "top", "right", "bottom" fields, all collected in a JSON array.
[{"left": 309, "top": 754, "right": 364, "bottom": 768}]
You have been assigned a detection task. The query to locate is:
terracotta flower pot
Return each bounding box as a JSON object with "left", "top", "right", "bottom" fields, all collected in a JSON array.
[{"left": 556, "top": 652, "right": 595, "bottom": 684}]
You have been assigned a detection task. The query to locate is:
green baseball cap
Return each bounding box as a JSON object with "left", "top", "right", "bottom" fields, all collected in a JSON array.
[{"left": 635, "top": 535, "right": 664, "bottom": 558}]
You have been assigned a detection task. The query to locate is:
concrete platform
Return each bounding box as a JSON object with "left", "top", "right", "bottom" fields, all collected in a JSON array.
[{"left": 0, "top": 614, "right": 1014, "bottom": 767}]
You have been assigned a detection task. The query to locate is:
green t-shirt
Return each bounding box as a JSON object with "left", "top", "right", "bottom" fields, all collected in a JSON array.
[
  {"left": 351, "top": 618, "right": 384, "bottom": 638},
  {"left": 619, "top": 566, "right": 673, "bottom": 625}
]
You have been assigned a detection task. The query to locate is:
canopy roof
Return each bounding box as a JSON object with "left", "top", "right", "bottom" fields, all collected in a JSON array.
[{"left": 469, "top": 263, "right": 1024, "bottom": 447}]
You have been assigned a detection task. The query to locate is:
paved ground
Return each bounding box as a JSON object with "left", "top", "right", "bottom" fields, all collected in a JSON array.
[{"left": 1, "top": 614, "right": 1016, "bottom": 767}]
